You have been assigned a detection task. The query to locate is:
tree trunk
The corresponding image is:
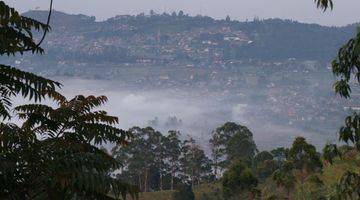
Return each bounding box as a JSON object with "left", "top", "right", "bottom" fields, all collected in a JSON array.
[
  {"left": 144, "top": 169, "right": 148, "bottom": 192},
  {"left": 248, "top": 191, "right": 254, "bottom": 200},
  {"left": 171, "top": 172, "right": 174, "bottom": 190},
  {"left": 300, "top": 169, "right": 307, "bottom": 200},
  {"left": 138, "top": 174, "right": 142, "bottom": 192},
  {"left": 214, "top": 164, "right": 218, "bottom": 179},
  {"left": 159, "top": 173, "right": 163, "bottom": 191}
]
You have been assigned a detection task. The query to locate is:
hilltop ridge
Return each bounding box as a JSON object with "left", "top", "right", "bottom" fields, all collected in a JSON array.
[{"left": 17, "top": 10, "right": 356, "bottom": 66}]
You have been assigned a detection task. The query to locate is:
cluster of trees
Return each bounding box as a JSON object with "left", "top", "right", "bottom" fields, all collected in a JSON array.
[
  {"left": 206, "top": 135, "right": 359, "bottom": 199},
  {"left": 135, "top": 114, "right": 359, "bottom": 200},
  {"left": 112, "top": 128, "right": 212, "bottom": 192}
]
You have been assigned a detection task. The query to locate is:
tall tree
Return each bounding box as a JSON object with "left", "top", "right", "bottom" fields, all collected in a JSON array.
[
  {"left": 180, "top": 138, "right": 212, "bottom": 187},
  {"left": 112, "top": 126, "right": 163, "bottom": 192},
  {"left": 165, "top": 130, "right": 183, "bottom": 190},
  {"left": 287, "top": 137, "right": 322, "bottom": 199},
  {"left": 210, "top": 122, "right": 257, "bottom": 172},
  {"left": 209, "top": 130, "right": 223, "bottom": 179}
]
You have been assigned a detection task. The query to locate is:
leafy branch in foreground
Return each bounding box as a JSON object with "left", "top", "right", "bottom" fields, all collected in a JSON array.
[
  {"left": 0, "top": 0, "right": 52, "bottom": 55},
  {"left": 1, "top": 94, "right": 137, "bottom": 199},
  {"left": 0, "top": 64, "right": 61, "bottom": 120},
  {"left": 0, "top": 1, "right": 60, "bottom": 120},
  {"left": 332, "top": 29, "right": 360, "bottom": 99}
]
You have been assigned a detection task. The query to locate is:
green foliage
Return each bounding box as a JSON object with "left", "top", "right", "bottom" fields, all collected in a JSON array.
[
  {"left": 172, "top": 184, "right": 195, "bottom": 200},
  {"left": 323, "top": 143, "right": 341, "bottom": 165},
  {"left": 320, "top": 0, "right": 360, "bottom": 196},
  {"left": 0, "top": 64, "right": 61, "bottom": 119},
  {"left": 254, "top": 151, "right": 273, "bottom": 165},
  {"left": 270, "top": 147, "right": 288, "bottom": 162},
  {"left": 338, "top": 113, "right": 360, "bottom": 150},
  {"left": 332, "top": 28, "right": 360, "bottom": 99},
  {"left": 0, "top": 96, "right": 136, "bottom": 199},
  {"left": 180, "top": 138, "right": 213, "bottom": 186},
  {"left": 165, "top": 130, "right": 183, "bottom": 190},
  {"left": 222, "top": 160, "right": 258, "bottom": 200},
  {"left": 254, "top": 151, "right": 278, "bottom": 180},
  {"left": 112, "top": 126, "right": 164, "bottom": 192},
  {"left": 112, "top": 129, "right": 213, "bottom": 192},
  {"left": 0, "top": 94, "right": 137, "bottom": 199},
  {"left": 287, "top": 137, "right": 323, "bottom": 173},
  {"left": 328, "top": 171, "right": 360, "bottom": 200},
  {"left": 210, "top": 122, "right": 257, "bottom": 173},
  {"left": 272, "top": 161, "right": 296, "bottom": 198}
]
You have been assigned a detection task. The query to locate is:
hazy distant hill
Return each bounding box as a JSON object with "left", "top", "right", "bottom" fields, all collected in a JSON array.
[
  {"left": 5, "top": 10, "right": 355, "bottom": 148},
  {"left": 18, "top": 10, "right": 356, "bottom": 66}
]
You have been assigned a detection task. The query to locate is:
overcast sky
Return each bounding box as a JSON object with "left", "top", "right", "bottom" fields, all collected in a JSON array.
[{"left": 4, "top": 0, "right": 360, "bottom": 26}]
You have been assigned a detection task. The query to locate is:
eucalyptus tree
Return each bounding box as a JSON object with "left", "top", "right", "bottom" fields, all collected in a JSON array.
[
  {"left": 112, "top": 126, "right": 165, "bottom": 192},
  {"left": 165, "top": 130, "right": 183, "bottom": 190},
  {"left": 287, "top": 137, "right": 322, "bottom": 198},
  {"left": 180, "top": 138, "right": 212, "bottom": 187},
  {"left": 209, "top": 122, "right": 257, "bottom": 172}
]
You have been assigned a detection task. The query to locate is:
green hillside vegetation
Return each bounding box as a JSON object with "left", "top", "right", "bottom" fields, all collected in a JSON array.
[{"left": 135, "top": 147, "right": 360, "bottom": 200}]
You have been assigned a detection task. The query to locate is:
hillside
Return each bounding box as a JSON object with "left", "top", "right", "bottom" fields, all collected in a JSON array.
[{"left": 8, "top": 10, "right": 356, "bottom": 69}]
